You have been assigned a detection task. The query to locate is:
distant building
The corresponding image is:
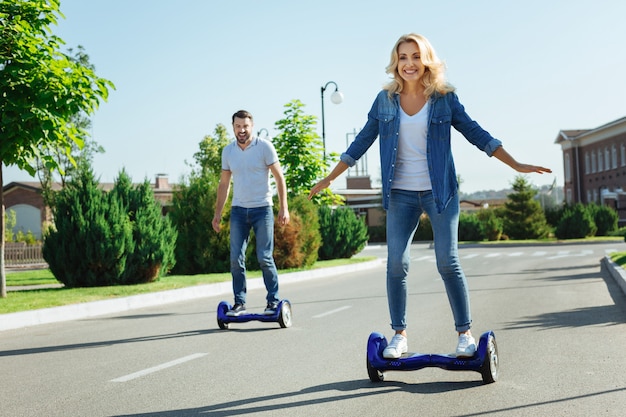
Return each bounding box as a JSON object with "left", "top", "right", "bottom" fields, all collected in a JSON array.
[
  {"left": 555, "top": 116, "right": 626, "bottom": 223},
  {"left": 3, "top": 174, "right": 174, "bottom": 240}
]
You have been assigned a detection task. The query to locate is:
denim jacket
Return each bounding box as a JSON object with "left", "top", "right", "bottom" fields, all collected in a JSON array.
[{"left": 341, "top": 90, "right": 502, "bottom": 213}]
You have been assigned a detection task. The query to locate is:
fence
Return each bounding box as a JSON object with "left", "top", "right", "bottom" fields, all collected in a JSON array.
[{"left": 4, "top": 242, "right": 47, "bottom": 267}]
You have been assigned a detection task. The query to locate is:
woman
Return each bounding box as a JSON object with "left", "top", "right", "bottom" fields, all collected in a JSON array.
[{"left": 308, "top": 33, "right": 551, "bottom": 358}]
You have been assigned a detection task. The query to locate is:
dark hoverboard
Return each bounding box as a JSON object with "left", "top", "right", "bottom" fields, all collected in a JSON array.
[
  {"left": 366, "top": 330, "right": 499, "bottom": 384},
  {"left": 216, "top": 300, "right": 292, "bottom": 330}
]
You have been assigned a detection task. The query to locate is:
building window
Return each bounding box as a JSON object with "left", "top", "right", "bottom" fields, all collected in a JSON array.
[
  {"left": 605, "top": 147, "right": 610, "bottom": 170},
  {"left": 612, "top": 145, "right": 618, "bottom": 169},
  {"left": 585, "top": 152, "right": 590, "bottom": 174},
  {"left": 566, "top": 188, "right": 572, "bottom": 204},
  {"left": 565, "top": 153, "right": 571, "bottom": 181},
  {"left": 591, "top": 151, "right": 597, "bottom": 173},
  {"left": 593, "top": 189, "right": 598, "bottom": 202},
  {"left": 621, "top": 143, "right": 626, "bottom": 167},
  {"left": 587, "top": 190, "right": 592, "bottom": 204},
  {"left": 598, "top": 150, "right": 603, "bottom": 172}
]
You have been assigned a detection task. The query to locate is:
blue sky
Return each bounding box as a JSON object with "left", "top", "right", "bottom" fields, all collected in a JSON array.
[{"left": 4, "top": 0, "right": 626, "bottom": 193}]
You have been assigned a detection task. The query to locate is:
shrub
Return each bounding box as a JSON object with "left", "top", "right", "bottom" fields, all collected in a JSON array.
[
  {"left": 43, "top": 169, "right": 134, "bottom": 287},
  {"left": 587, "top": 203, "right": 618, "bottom": 236},
  {"left": 318, "top": 205, "right": 369, "bottom": 260},
  {"left": 459, "top": 212, "right": 483, "bottom": 241},
  {"left": 169, "top": 173, "right": 231, "bottom": 274},
  {"left": 476, "top": 209, "right": 503, "bottom": 241},
  {"left": 555, "top": 203, "right": 597, "bottom": 239},
  {"left": 110, "top": 171, "right": 177, "bottom": 283},
  {"left": 246, "top": 195, "right": 321, "bottom": 270}
]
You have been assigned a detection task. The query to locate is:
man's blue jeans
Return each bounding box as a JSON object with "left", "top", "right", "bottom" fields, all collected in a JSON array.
[
  {"left": 386, "top": 190, "right": 471, "bottom": 332},
  {"left": 230, "top": 206, "right": 279, "bottom": 305}
]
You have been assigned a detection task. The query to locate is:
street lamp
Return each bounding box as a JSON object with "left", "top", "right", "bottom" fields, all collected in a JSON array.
[
  {"left": 257, "top": 128, "right": 269, "bottom": 139},
  {"left": 320, "top": 81, "right": 343, "bottom": 159}
]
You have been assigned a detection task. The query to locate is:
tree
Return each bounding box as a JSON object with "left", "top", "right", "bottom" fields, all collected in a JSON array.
[
  {"left": 273, "top": 99, "right": 343, "bottom": 205},
  {"left": 43, "top": 168, "right": 133, "bottom": 287},
  {"left": 110, "top": 170, "right": 177, "bottom": 283},
  {"left": 503, "top": 176, "right": 550, "bottom": 240},
  {"left": 0, "top": 0, "right": 113, "bottom": 297},
  {"left": 192, "top": 123, "right": 230, "bottom": 178}
]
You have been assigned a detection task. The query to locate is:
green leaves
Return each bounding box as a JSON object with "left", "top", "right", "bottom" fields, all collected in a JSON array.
[{"left": 0, "top": 0, "right": 113, "bottom": 175}]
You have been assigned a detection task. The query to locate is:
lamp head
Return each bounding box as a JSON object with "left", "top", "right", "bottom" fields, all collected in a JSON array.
[{"left": 330, "top": 90, "right": 344, "bottom": 104}]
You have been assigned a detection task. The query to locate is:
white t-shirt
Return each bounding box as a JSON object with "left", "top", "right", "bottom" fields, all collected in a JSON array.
[
  {"left": 392, "top": 102, "right": 432, "bottom": 191},
  {"left": 222, "top": 138, "right": 278, "bottom": 208}
]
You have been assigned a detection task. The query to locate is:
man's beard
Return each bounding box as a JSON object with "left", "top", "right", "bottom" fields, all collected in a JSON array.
[{"left": 237, "top": 133, "right": 249, "bottom": 144}]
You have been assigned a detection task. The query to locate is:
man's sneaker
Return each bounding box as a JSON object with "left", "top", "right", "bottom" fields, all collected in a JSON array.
[
  {"left": 383, "top": 334, "right": 408, "bottom": 359},
  {"left": 456, "top": 333, "right": 476, "bottom": 358},
  {"left": 226, "top": 303, "right": 247, "bottom": 317},
  {"left": 264, "top": 302, "right": 279, "bottom": 315}
]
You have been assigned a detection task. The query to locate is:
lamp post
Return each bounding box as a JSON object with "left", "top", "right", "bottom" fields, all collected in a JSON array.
[
  {"left": 320, "top": 81, "right": 343, "bottom": 159},
  {"left": 257, "top": 128, "right": 269, "bottom": 139}
]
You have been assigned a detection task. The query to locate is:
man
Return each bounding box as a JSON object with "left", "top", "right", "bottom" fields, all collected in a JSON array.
[{"left": 212, "top": 110, "right": 290, "bottom": 316}]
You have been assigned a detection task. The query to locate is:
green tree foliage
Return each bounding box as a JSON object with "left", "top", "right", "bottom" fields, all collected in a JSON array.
[
  {"left": 192, "top": 124, "right": 230, "bottom": 178},
  {"left": 110, "top": 170, "right": 177, "bottom": 283},
  {"left": 458, "top": 212, "right": 483, "bottom": 241},
  {"left": 555, "top": 203, "right": 597, "bottom": 239},
  {"left": 0, "top": 0, "right": 113, "bottom": 297},
  {"left": 317, "top": 206, "right": 369, "bottom": 260},
  {"left": 169, "top": 127, "right": 232, "bottom": 275},
  {"left": 169, "top": 173, "right": 230, "bottom": 275},
  {"left": 43, "top": 169, "right": 133, "bottom": 287},
  {"left": 273, "top": 100, "right": 343, "bottom": 206},
  {"left": 476, "top": 208, "right": 504, "bottom": 241},
  {"left": 4, "top": 209, "right": 16, "bottom": 242},
  {"left": 586, "top": 203, "right": 618, "bottom": 236},
  {"left": 503, "top": 176, "right": 550, "bottom": 239},
  {"left": 44, "top": 168, "right": 177, "bottom": 286}
]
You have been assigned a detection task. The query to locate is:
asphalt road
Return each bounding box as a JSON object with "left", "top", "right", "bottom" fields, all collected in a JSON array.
[{"left": 1, "top": 242, "right": 625, "bottom": 416}]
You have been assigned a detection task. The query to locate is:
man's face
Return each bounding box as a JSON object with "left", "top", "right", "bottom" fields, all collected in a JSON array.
[{"left": 233, "top": 117, "right": 253, "bottom": 145}]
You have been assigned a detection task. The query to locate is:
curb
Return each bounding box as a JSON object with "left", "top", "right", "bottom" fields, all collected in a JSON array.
[
  {"left": 0, "top": 259, "right": 384, "bottom": 332},
  {"left": 602, "top": 256, "right": 626, "bottom": 296}
]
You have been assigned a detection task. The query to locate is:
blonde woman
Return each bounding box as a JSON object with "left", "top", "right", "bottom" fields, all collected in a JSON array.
[{"left": 309, "top": 33, "right": 550, "bottom": 358}]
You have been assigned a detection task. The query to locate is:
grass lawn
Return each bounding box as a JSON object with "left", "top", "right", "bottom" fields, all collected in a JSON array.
[{"left": 1, "top": 257, "right": 377, "bottom": 314}]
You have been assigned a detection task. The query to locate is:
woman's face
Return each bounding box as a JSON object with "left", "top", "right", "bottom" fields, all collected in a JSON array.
[{"left": 397, "top": 41, "right": 424, "bottom": 84}]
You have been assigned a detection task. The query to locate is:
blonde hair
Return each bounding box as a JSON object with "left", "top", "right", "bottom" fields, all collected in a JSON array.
[{"left": 383, "top": 33, "right": 455, "bottom": 99}]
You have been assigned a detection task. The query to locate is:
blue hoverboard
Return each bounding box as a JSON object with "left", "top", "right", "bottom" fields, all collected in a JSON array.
[
  {"left": 216, "top": 300, "right": 292, "bottom": 330},
  {"left": 366, "top": 330, "right": 499, "bottom": 384}
]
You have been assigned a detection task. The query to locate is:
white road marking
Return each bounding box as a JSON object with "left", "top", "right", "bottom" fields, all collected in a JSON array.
[
  {"left": 313, "top": 306, "right": 351, "bottom": 318},
  {"left": 110, "top": 353, "right": 207, "bottom": 382}
]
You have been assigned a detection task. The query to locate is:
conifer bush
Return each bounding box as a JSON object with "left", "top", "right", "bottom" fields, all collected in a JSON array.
[
  {"left": 43, "top": 169, "right": 134, "bottom": 287},
  {"left": 110, "top": 171, "right": 177, "bottom": 283},
  {"left": 318, "top": 205, "right": 369, "bottom": 260},
  {"left": 169, "top": 174, "right": 231, "bottom": 274},
  {"left": 555, "top": 203, "right": 597, "bottom": 239}
]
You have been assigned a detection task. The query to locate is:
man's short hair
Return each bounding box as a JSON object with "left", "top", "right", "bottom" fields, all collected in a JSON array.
[{"left": 232, "top": 110, "right": 253, "bottom": 123}]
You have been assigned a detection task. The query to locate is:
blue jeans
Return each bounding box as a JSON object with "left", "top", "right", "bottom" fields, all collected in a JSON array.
[
  {"left": 230, "top": 206, "right": 279, "bottom": 305},
  {"left": 386, "top": 190, "right": 471, "bottom": 332}
]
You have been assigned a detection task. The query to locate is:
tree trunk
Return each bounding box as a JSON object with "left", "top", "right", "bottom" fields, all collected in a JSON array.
[{"left": 1, "top": 163, "right": 7, "bottom": 298}]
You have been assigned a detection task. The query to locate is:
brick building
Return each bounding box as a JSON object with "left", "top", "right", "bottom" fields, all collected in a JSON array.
[{"left": 555, "top": 116, "right": 626, "bottom": 223}]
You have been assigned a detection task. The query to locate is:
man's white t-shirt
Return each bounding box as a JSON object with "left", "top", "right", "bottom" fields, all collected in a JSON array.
[{"left": 222, "top": 137, "right": 278, "bottom": 208}]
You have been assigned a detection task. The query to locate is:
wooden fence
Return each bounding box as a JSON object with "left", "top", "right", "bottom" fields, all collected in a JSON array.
[{"left": 4, "top": 242, "right": 47, "bottom": 267}]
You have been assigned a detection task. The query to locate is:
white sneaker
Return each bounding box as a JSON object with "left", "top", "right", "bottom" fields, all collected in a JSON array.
[
  {"left": 383, "top": 334, "right": 408, "bottom": 359},
  {"left": 456, "top": 333, "right": 476, "bottom": 358}
]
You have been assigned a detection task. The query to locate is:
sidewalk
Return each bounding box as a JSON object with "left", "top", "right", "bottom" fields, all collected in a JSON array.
[{"left": 0, "top": 259, "right": 384, "bottom": 332}]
